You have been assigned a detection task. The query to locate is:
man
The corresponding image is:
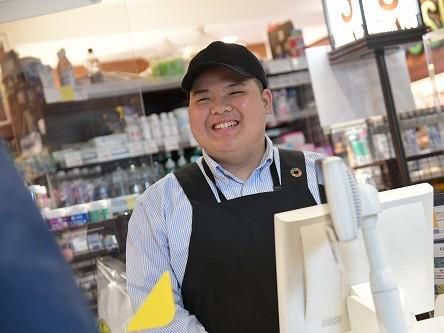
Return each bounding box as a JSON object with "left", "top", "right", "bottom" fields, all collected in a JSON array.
[
  {"left": 126, "top": 41, "right": 325, "bottom": 333},
  {"left": 0, "top": 141, "right": 98, "bottom": 333}
]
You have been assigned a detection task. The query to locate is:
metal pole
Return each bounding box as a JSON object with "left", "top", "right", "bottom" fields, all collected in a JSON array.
[{"left": 374, "top": 48, "right": 410, "bottom": 186}]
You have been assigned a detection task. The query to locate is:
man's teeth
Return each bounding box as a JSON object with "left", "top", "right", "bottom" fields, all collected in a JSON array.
[{"left": 214, "top": 121, "right": 238, "bottom": 130}]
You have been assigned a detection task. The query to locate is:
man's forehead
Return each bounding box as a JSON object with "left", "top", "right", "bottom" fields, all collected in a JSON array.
[{"left": 190, "top": 67, "right": 249, "bottom": 92}]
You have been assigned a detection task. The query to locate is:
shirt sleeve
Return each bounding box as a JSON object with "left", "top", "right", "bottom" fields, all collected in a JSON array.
[
  {"left": 126, "top": 185, "right": 207, "bottom": 333},
  {"left": 303, "top": 151, "right": 326, "bottom": 205}
]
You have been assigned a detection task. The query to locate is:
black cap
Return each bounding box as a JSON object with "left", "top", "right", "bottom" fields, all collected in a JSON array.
[{"left": 181, "top": 41, "right": 268, "bottom": 93}]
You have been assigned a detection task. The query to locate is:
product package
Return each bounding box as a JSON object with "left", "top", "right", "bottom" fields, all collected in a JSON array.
[{"left": 96, "top": 257, "right": 133, "bottom": 333}]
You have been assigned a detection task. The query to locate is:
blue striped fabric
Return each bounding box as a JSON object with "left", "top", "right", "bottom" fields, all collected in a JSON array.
[{"left": 126, "top": 137, "right": 325, "bottom": 332}]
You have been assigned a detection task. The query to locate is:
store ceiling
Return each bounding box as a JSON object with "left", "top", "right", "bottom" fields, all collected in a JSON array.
[{"left": 0, "top": 0, "right": 327, "bottom": 66}]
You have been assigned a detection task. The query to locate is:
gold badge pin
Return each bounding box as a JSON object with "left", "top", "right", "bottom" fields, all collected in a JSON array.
[{"left": 290, "top": 168, "right": 302, "bottom": 178}]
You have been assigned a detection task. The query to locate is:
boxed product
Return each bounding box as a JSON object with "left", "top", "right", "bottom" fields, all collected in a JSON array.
[{"left": 91, "top": 134, "right": 128, "bottom": 147}]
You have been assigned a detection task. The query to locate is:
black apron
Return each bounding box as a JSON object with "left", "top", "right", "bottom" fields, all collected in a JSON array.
[{"left": 174, "top": 149, "right": 324, "bottom": 333}]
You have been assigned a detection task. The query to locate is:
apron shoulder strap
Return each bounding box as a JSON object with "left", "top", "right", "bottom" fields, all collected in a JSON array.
[
  {"left": 277, "top": 149, "right": 308, "bottom": 186},
  {"left": 278, "top": 149, "right": 327, "bottom": 204},
  {"left": 174, "top": 162, "right": 217, "bottom": 204}
]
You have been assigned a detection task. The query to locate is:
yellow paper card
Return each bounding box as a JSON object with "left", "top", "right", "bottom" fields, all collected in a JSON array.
[
  {"left": 59, "top": 86, "right": 75, "bottom": 101},
  {"left": 127, "top": 271, "right": 175, "bottom": 331}
]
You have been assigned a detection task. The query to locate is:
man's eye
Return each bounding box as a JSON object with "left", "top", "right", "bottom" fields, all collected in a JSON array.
[
  {"left": 196, "top": 97, "right": 210, "bottom": 103},
  {"left": 230, "top": 91, "right": 244, "bottom": 96}
]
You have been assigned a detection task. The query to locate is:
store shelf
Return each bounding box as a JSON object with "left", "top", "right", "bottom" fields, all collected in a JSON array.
[
  {"left": 267, "top": 108, "right": 318, "bottom": 129},
  {"left": 268, "top": 70, "right": 311, "bottom": 90},
  {"left": 55, "top": 138, "right": 197, "bottom": 170},
  {"left": 263, "top": 57, "right": 308, "bottom": 75},
  {"left": 411, "top": 175, "right": 444, "bottom": 185},
  {"left": 43, "top": 75, "right": 182, "bottom": 104},
  {"left": 406, "top": 150, "right": 444, "bottom": 162},
  {"left": 51, "top": 213, "right": 132, "bottom": 235},
  {"left": 42, "top": 59, "right": 310, "bottom": 104},
  {"left": 72, "top": 249, "right": 115, "bottom": 263},
  {"left": 352, "top": 160, "right": 388, "bottom": 170}
]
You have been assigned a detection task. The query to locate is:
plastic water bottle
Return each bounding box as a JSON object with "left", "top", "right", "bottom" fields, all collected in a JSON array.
[
  {"left": 177, "top": 149, "right": 188, "bottom": 168},
  {"left": 164, "top": 153, "right": 176, "bottom": 174}
]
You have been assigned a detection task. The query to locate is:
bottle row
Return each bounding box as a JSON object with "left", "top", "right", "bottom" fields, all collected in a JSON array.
[
  {"left": 331, "top": 108, "right": 444, "bottom": 168},
  {"left": 50, "top": 149, "right": 200, "bottom": 208}
]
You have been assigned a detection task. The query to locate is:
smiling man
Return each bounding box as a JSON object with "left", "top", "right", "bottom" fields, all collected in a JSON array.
[{"left": 126, "top": 41, "right": 326, "bottom": 333}]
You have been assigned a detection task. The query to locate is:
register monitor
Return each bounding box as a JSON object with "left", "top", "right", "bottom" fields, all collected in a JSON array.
[{"left": 274, "top": 183, "right": 434, "bottom": 333}]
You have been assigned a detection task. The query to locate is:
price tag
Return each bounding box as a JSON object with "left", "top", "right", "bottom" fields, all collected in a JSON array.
[
  {"left": 188, "top": 134, "right": 199, "bottom": 147},
  {"left": 64, "top": 151, "right": 83, "bottom": 168},
  {"left": 164, "top": 136, "right": 180, "bottom": 152},
  {"left": 97, "top": 148, "right": 113, "bottom": 162},
  {"left": 59, "top": 86, "right": 75, "bottom": 101},
  {"left": 144, "top": 141, "right": 159, "bottom": 155},
  {"left": 128, "top": 142, "right": 144, "bottom": 157},
  {"left": 126, "top": 196, "right": 137, "bottom": 211}
]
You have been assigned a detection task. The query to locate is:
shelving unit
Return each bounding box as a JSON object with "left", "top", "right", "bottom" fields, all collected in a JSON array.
[
  {"left": 52, "top": 214, "right": 131, "bottom": 313},
  {"left": 43, "top": 75, "right": 183, "bottom": 104}
]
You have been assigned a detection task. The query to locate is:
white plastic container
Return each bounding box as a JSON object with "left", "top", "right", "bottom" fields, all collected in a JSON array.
[
  {"left": 87, "top": 200, "right": 111, "bottom": 223},
  {"left": 160, "top": 112, "right": 172, "bottom": 137},
  {"left": 140, "top": 116, "right": 152, "bottom": 140},
  {"left": 149, "top": 114, "right": 163, "bottom": 142},
  {"left": 66, "top": 204, "right": 89, "bottom": 226},
  {"left": 45, "top": 208, "right": 69, "bottom": 231}
]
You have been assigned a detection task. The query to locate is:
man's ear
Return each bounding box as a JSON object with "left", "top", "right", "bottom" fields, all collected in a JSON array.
[{"left": 262, "top": 89, "right": 273, "bottom": 115}]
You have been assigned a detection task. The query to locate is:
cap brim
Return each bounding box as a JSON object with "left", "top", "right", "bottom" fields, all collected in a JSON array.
[{"left": 181, "top": 61, "right": 255, "bottom": 93}]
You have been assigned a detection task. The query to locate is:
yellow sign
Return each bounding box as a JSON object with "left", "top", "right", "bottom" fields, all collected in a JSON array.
[
  {"left": 59, "top": 86, "right": 75, "bottom": 101},
  {"left": 127, "top": 271, "right": 175, "bottom": 331},
  {"left": 98, "top": 319, "right": 111, "bottom": 333}
]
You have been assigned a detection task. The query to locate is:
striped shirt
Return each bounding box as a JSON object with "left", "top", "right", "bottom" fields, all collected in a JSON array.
[{"left": 126, "top": 137, "right": 324, "bottom": 332}]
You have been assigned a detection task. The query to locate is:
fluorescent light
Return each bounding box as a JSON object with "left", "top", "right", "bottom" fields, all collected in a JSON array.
[{"left": 0, "top": 0, "right": 101, "bottom": 23}]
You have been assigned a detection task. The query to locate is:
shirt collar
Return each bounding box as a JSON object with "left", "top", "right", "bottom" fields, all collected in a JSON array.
[{"left": 202, "top": 136, "right": 275, "bottom": 183}]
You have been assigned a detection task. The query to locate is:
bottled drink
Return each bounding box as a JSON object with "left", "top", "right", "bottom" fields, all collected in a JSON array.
[
  {"left": 112, "top": 165, "right": 128, "bottom": 196},
  {"left": 164, "top": 152, "right": 176, "bottom": 174},
  {"left": 56, "top": 48, "right": 76, "bottom": 86},
  {"left": 140, "top": 162, "right": 153, "bottom": 190},
  {"left": 127, "top": 163, "right": 144, "bottom": 195},
  {"left": 190, "top": 147, "right": 202, "bottom": 163},
  {"left": 177, "top": 149, "right": 188, "bottom": 168},
  {"left": 152, "top": 160, "right": 165, "bottom": 182},
  {"left": 86, "top": 48, "right": 103, "bottom": 83}
]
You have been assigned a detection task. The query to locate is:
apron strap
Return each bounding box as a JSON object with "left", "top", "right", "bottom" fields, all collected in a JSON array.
[
  {"left": 174, "top": 163, "right": 218, "bottom": 204},
  {"left": 201, "top": 159, "right": 227, "bottom": 202}
]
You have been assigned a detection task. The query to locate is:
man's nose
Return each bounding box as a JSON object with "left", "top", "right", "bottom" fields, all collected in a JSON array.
[{"left": 210, "top": 97, "right": 231, "bottom": 115}]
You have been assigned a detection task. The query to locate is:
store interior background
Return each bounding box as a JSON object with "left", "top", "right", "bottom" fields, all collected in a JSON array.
[{"left": 1, "top": 0, "right": 444, "bottom": 320}]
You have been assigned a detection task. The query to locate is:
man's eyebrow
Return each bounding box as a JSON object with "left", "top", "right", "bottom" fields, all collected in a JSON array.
[
  {"left": 191, "top": 89, "right": 209, "bottom": 96},
  {"left": 227, "top": 81, "right": 247, "bottom": 88}
]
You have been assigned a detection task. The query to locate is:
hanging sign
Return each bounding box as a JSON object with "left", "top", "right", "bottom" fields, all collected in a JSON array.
[{"left": 323, "top": 0, "right": 421, "bottom": 48}]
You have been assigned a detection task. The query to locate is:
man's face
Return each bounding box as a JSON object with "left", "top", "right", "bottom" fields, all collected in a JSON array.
[{"left": 188, "top": 67, "right": 273, "bottom": 164}]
